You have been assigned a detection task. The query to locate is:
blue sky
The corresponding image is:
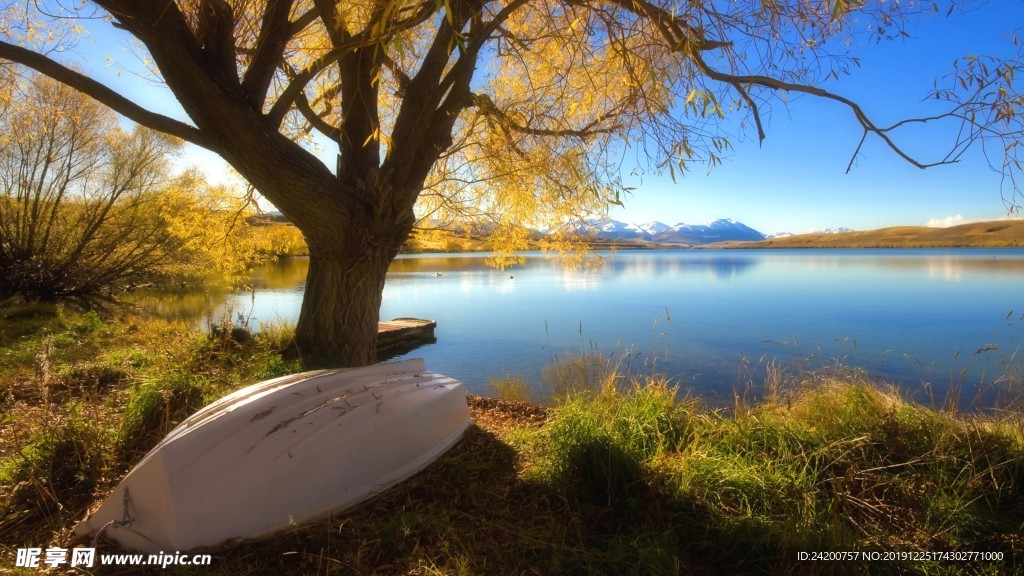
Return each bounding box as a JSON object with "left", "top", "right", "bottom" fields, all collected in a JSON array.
[
  {"left": 64, "top": 2, "right": 1024, "bottom": 236},
  {"left": 608, "top": 3, "right": 1024, "bottom": 234}
]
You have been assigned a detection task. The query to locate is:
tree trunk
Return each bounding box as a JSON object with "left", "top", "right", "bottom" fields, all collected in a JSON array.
[
  {"left": 290, "top": 191, "right": 414, "bottom": 367},
  {"left": 291, "top": 238, "right": 390, "bottom": 367}
]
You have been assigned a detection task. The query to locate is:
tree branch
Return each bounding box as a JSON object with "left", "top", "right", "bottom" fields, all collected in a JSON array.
[
  {"left": 266, "top": 0, "right": 438, "bottom": 128},
  {"left": 690, "top": 52, "right": 950, "bottom": 170},
  {"left": 198, "top": 0, "right": 239, "bottom": 86},
  {"left": 289, "top": 7, "right": 320, "bottom": 36},
  {"left": 470, "top": 93, "right": 620, "bottom": 138},
  {"left": 266, "top": 46, "right": 351, "bottom": 127},
  {"left": 604, "top": 0, "right": 953, "bottom": 171},
  {"left": 380, "top": 52, "right": 412, "bottom": 96},
  {"left": 241, "top": 0, "right": 297, "bottom": 112},
  {"left": 0, "top": 40, "right": 214, "bottom": 150},
  {"left": 389, "top": 0, "right": 526, "bottom": 162},
  {"left": 598, "top": 0, "right": 730, "bottom": 52},
  {"left": 729, "top": 81, "right": 765, "bottom": 144},
  {"left": 296, "top": 93, "right": 343, "bottom": 143}
]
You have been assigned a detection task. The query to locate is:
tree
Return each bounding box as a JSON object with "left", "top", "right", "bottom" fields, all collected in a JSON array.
[
  {"left": 0, "top": 71, "right": 191, "bottom": 301},
  {"left": 0, "top": 69, "right": 281, "bottom": 302},
  {"left": 1, "top": 0, "right": 1019, "bottom": 365}
]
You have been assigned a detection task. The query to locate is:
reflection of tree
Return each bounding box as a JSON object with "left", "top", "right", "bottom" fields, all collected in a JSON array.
[
  {"left": 389, "top": 255, "right": 530, "bottom": 275},
  {"left": 249, "top": 257, "right": 314, "bottom": 290},
  {"left": 123, "top": 288, "right": 228, "bottom": 324}
]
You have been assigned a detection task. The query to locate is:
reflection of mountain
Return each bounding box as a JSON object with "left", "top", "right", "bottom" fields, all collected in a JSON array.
[
  {"left": 602, "top": 253, "right": 760, "bottom": 281},
  {"left": 226, "top": 252, "right": 765, "bottom": 306}
]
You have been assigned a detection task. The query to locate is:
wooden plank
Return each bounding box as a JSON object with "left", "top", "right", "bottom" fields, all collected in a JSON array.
[{"left": 377, "top": 318, "right": 437, "bottom": 359}]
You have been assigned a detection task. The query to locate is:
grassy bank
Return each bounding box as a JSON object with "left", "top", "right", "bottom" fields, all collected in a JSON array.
[
  {"left": 726, "top": 220, "right": 1024, "bottom": 249},
  {"left": 1, "top": 305, "right": 1021, "bottom": 574}
]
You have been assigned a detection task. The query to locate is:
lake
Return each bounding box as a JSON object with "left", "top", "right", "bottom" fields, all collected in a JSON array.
[{"left": 203, "top": 248, "right": 1023, "bottom": 407}]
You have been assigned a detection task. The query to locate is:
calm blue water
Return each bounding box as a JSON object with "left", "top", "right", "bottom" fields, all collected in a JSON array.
[{"left": 219, "top": 249, "right": 1024, "bottom": 406}]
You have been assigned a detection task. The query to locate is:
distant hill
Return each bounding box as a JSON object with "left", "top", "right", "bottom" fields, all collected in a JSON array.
[
  {"left": 725, "top": 220, "right": 1024, "bottom": 248},
  {"left": 766, "top": 227, "right": 852, "bottom": 239}
]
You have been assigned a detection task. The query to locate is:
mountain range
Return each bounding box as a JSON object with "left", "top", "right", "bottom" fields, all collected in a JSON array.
[
  {"left": 264, "top": 210, "right": 856, "bottom": 246},
  {"left": 585, "top": 218, "right": 767, "bottom": 245}
]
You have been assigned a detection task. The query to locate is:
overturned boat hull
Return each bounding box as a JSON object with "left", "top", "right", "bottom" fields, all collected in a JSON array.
[{"left": 76, "top": 358, "right": 471, "bottom": 552}]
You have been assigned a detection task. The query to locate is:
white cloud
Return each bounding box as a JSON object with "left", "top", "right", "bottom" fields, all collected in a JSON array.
[
  {"left": 925, "top": 214, "right": 969, "bottom": 228},
  {"left": 925, "top": 214, "right": 1023, "bottom": 228}
]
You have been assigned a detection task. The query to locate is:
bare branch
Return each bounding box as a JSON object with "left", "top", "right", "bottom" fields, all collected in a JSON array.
[
  {"left": 0, "top": 40, "right": 213, "bottom": 150},
  {"left": 689, "top": 52, "right": 952, "bottom": 171},
  {"left": 729, "top": 81, "right": 765, "bottom": 145}
]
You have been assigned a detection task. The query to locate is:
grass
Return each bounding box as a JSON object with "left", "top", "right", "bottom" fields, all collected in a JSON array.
[
  {"left": 0, "top": 303, "right": 1022, "bottom": 574},
  {"left": 0, "top": 303, "right": 301, "bottom": 554},
  {"left": 0, "top": 407, "right": 109, "bottom": 547}
]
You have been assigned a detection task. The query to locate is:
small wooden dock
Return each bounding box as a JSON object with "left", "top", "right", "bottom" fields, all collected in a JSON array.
[{"left": 377, "top": 318, "right": 437, "bottom": 359}]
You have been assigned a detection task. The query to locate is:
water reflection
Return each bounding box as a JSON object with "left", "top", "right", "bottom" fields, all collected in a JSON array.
[
  {"left": 383, "top": 249, "right": 1024, "bottom": 283},
  {"left": 754, "top": 249, "right": 1024, "bottom": 281},
  {"left": 124, "top": 286, "right": 231, "bottom": 323},
  {"left": 248, "top": 256, "right": 311, "bottom": 290},
  {"left": 602, "top": 252, "right": 759, "bottom": 282},
  {"left": 160, "top": 248, "right": 1024, "bottom": 408},
  {"left": 387, "top": 251, "right": 762, "bottom": 289}
]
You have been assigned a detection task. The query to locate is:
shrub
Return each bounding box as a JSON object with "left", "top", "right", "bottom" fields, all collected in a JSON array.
[{"left": 0, "top": 72, "right": 291, "bottom": 303}]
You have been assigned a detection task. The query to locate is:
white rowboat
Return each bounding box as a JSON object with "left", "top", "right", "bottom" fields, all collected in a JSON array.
[{"left": 75, "top": 358, "right": 471, "bottom": 552}]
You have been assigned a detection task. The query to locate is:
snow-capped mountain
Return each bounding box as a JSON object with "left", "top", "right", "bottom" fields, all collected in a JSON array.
[
  {"left": 766, "top": 232, "right": 794, "bottom": 239},
  {"left": 630, "top": 221, "right": 672, "bottom": 236},
  {"left": 589, "top": 219, "right": 642, "bottom": 240},
  {"left": 653, "top": 219, "right": 765, "bottom": 244},
  {"left": 583, "top": 218, "right": 766, "bottom": 245}
]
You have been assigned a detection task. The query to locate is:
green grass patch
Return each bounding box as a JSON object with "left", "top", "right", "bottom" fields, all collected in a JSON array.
[
  {"left": 541, "top": 379, "right": 691, "bottom": 503},
  {"left": 117, "top": 374, "right": 210, "bottom": 460}
]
